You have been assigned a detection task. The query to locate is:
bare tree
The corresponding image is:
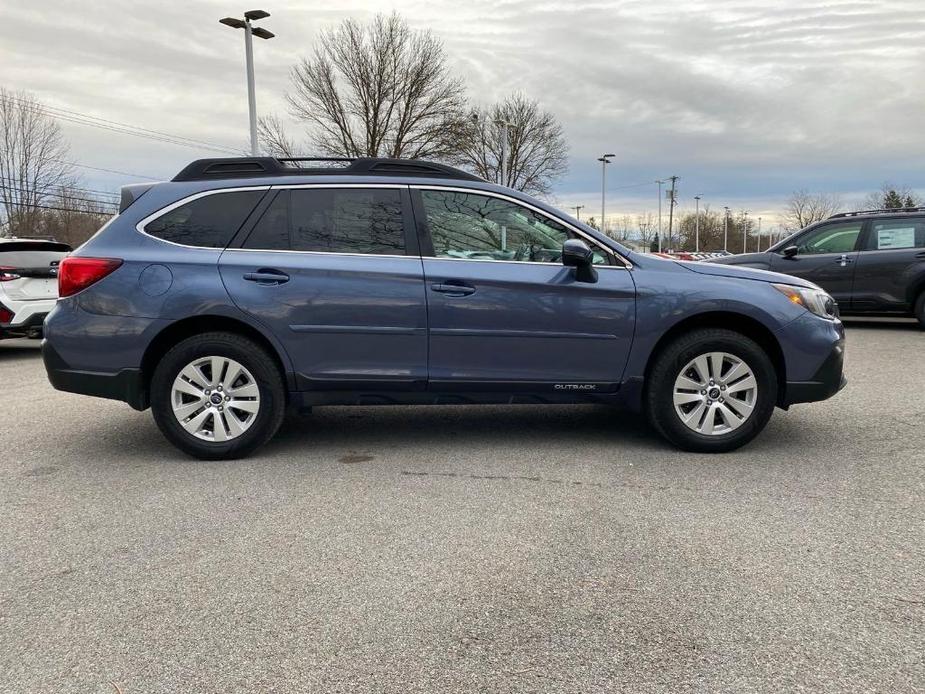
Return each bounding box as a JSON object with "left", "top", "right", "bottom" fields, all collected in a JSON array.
[
  {"left": 0, "top": 88, "right": 75, "bottom": 237},
  {"left": 783, "top": 190, "right": 843, "bottom": 231},
  {"left": 460, "top": 93, "right": 568, "bottom": 196},
  {"left": 635, "top": 213, "right": 656, "bottom": 247},
  {"left": 37, "top": 185, "right": 113, "bottom": 247},
  {"left": 257, "top": 114, "right": 299, "bottom": 158},
  {"left": 272, "top": 13, "right": 468, "bottom": 161}
]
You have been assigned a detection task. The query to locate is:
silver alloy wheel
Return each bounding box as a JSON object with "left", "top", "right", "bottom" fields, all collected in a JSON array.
[
  {"left": 672, "top": 351, "right": 758, "bottom": 436},
  {"left": 170, "top": 356, "right": 260, "bottom": 442}
]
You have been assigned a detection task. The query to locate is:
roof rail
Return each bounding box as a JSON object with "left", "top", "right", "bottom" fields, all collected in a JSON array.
[
  {"left": 171, "top": 156, "right": 483, "bottom": 183},
  {"left": 828, "top": 207, "right": 925, "bottom": 219}
]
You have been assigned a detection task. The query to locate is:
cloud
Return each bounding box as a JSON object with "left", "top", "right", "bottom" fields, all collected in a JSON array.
[{"left": 3, "top": 0, "right": 924, "bottom": 221}]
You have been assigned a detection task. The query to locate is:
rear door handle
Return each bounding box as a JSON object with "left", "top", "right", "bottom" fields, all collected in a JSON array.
[
  {"left": 243, "top": 269, "right": 290, "bottom": 285},
  {"left": 431, "top": 282, "right": 476, "bottom": 297},
  {"left": 915, "top": 251, "right": 925, "bottom": 259}
]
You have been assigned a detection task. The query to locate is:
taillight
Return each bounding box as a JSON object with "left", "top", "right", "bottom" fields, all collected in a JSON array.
[
  {"left": 0, "top": 266, "right": 20, "bottom": 282},
  {"left": 0, "top": 304, "right": 12, "bottom": 323},
  {"left": 58, "top": 257, "right": 123, "bottom": 298}
]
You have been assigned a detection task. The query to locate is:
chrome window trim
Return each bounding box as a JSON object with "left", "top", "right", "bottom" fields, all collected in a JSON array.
[
  {"left": 221, "top": 247, "right": 417, "bottom": 260},
  {"left": 412, "top": 184, "right": 632, "bottom": 269},
  {"left": 135, "top": 186, "right": 271, "bottom": 250}
]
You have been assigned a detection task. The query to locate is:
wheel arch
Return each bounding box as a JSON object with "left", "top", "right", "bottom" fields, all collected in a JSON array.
[
  {"left": 140, "top": 315, "right": 292, "bottom": 399},
  {"left": 643, "top": 311, "right": 787, "bottom": 406}
]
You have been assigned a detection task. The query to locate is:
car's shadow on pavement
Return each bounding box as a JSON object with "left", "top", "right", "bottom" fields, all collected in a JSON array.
[
  {"left": 0, "top": 339, "right": 43, "bottom": 361},
  {"left": 842, "top": 317, "right": 921, "bottom": 332}
]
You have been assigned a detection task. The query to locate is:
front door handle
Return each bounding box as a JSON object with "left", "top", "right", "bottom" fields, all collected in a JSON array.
[
  {"left": 431, "top": 281, "right": 476, "bottom": 297},
  {"left": 836, "top": 255, "right": 854, "bottom": 266},
  {"left": 243, "top": 269, "right": 290, "bottom": 285}
]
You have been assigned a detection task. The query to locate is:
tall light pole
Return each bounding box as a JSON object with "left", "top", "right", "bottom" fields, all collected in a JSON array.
[
  {"left": 597, "top": 153, "right": 615, "bottom": 233},
  {"left": 220, "top": 10, "right": 275, "bottom": 156},
  {"left": 572, "top": 205, "right": 584, "bottom": 221},
  {"left": 495, "top": 119, "right": 516, "bottom": 187},
  {"left": 694, "top": 195, "right": 702, "bottom": 252},
  {"left": 742, "top": 210, "right": 750, "bottom": 253},
  {"left": 723, "top": 206, "right": 730, "bottom": 252},
  {"left": 656, "top": 180, "right": 665, "bottom": 252},
  {"left": 756, "top": 216, "right": 762, "bottom": 251}
]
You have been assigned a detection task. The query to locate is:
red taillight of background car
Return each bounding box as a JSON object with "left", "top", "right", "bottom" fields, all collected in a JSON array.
[
  {"left": 58, "top": 257, "right": 123, "bottom": 298},
  {"left": 0, "top": 266, "right": 21, "bottom": 282}
]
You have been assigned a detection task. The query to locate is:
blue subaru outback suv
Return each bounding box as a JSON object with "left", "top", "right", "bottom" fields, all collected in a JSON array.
[{"left": 43, "top": 157, "right": 846, "bottom": 459}]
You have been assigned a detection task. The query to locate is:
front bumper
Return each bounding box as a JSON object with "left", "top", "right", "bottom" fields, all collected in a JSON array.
[
  {"left": 781, "top": 333, "right": 847, "bottom": 407},
  {"left": 43, "top": 340, "right": 148, "bottom": 410}
]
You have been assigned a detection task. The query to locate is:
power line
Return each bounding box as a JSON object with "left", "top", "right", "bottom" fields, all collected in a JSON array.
[
  {"left": 3, "top": 201, "right": 115, "bottom": 216},
  {"left": 0, "top": 184, "right": 118, "bottom": 210},
  {"left": 4, "top": 93, "right": 243, "bottom": 156},
  {"left": 0, "top": 174, "right": 119, "bottom": 202},
  {"left": 52, "top": 159, "right": 161, "bottom": 181}
]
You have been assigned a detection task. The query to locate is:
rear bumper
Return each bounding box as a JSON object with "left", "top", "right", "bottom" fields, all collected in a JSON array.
[
  {"left": 0, "top": 310, "right": 48, "bottom": 338},
  {"left": 781, "top": 336, "right": 847, "bottom": 407},
  {"left": 43, "top": 340, "right": 148, "bottom": 410}
]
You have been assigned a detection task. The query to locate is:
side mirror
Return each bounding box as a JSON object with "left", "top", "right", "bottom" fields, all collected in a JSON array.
[
  {"left": 782, "top": 245, "right": 799, "bottom": 258},
  {"left": 562, "top": 239, "right": 598, "bottom": 283}
]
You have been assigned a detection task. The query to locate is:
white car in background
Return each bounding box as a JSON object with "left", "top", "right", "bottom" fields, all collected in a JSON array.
[{"left": 0, "top": 239, "right": 70, "bottom": 340}]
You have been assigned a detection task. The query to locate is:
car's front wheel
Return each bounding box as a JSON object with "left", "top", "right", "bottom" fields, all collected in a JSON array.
[
  {"left": 150, "top": 332, "right": 285, "bottom": 460},
  {"left": 645, "top": 328, "right": 778, "bottom": 453}
]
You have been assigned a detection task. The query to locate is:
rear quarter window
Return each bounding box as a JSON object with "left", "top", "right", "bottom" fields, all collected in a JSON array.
[{"left": 144, "top": 190, "right": 265, "bottom": 248}]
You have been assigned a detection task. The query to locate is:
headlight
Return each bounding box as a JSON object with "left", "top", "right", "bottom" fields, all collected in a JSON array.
[{"left": 772, "top": 283, "right": 838, "bottom": 320}]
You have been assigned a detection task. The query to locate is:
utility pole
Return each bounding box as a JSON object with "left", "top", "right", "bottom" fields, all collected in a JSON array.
[
  {"left": 220, "top": 10, "right": 275, "bottom": 156},
  {"left": 666, "top": 175, "right": 679, "bottom": 253},
  {"left": 723, "top": 206, "right": 730, "bottom": 252},
  {"left": 757, "top": 216, "right": 762, "bottom": 251},
  {"left": 597, "top": 154, "right": 615, "bottom": 235},
  {"left": 572, "top": 205, "right": 584, "bottom": 221},
  {"left": 656, "top": 180, "right": 664, "bottom": 252},
  {"left": 694, "top": 195, "right": 702, "bottom": 252}
]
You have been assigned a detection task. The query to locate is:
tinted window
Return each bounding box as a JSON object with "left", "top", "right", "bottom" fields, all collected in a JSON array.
[
  {"left": 865, "top": 218, "right": 925, "bottom": 250},
  {"left": 145, "top": 190, "right": 264, "bottom": 248},
  {"left": 0, "top": 242, "right": 70, "bottom": 267},
  {"left": 421, "top": 190, "right": 609, "bottom": 265},
  {"left": 795, "top": 222, "right": 862, "bottom": 255},
  {"left": 245, "top": 188, "right": 405, "bottom": 255}
]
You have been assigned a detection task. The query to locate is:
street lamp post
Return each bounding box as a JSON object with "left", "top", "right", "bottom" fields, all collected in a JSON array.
[
  {"left": 220, "top": 10, "right": 275, "bottom": 156},
  {"left": 597, "top": 153, "right": 615, "bottom": 234},
  {"left": 742, "top": 210, "right": 750, "bottom": 253},
  {"left": 495, "top": 119, "right": 516, "bottom": 187},
  {"left": 723, "top": 206, "right": 730, "bottom": 252},
  {"left": 756, "top": 216, "right": 762, "bottom": 251},
  {"left": 694, "top": 195, "right": 702, "bottom": 253},
  {"left": 572, "top": 205, "right": 584, "bottom": 221}
]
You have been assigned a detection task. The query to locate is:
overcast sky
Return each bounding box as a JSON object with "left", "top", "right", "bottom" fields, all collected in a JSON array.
[{"left": 3, "top": 0, "right": 925, "bottom": 226}]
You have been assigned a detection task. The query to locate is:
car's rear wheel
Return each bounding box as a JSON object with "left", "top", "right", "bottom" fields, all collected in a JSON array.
[
  {"left": 151, "top": 332, "right": 285, "bottom": 460},
  {"left": 645, "top": 328, "right": 777, "bottom": 453},
  {"left": 914, "top": 292, "right": 925, "bottom": 329}
]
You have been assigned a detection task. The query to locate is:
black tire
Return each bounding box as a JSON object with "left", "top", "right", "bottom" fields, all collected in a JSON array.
[
  {"left": 644, "top": 328, "right": 778, "bottom": 453},
  {"left": 914, "top": 292, "right": 925, "bottom": 329},
  {"left": 150, "top": 332, "right": 286, "bottom": 460}
]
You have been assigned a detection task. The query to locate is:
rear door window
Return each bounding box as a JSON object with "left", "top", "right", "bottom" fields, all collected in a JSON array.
[
  {"left": 144, "top": 190, "right": 264, "bottom": 248},
  {"left": 244, "top": 188, "right": 406, "bottom": 255},
  {"left": 864, "top": 218, "right": 925, "bottom": 250}
]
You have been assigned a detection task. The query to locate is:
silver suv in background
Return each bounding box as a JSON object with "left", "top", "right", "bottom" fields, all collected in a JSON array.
[{"left": 0, "top": 239, "right": 70, "bottom": 339}]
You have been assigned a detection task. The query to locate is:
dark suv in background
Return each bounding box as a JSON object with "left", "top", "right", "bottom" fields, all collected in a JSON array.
[
  {"left": 709, "top": 209, "right": 925, "bottom": 327},
  {"left": 43, "top": 157, "right": 846, "bottom": 459}
]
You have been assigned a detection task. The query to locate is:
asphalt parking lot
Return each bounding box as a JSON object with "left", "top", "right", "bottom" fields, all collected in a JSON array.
[{"left": 1, "top": 321, "right": 923, "bottom": 694}]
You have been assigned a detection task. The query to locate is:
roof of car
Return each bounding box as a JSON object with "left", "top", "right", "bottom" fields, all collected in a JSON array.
[{"left": 172, "top": 157, "right": 484, "bottom": 183}]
